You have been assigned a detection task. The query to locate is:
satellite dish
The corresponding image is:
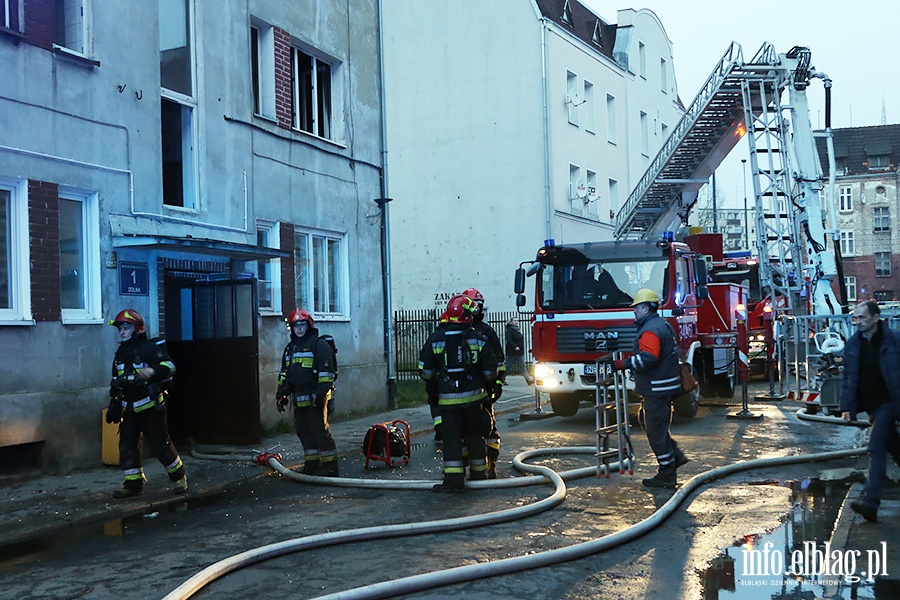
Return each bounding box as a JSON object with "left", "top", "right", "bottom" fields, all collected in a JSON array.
[
  {"left": 574, "top": 178, "right": 587, "bottom": 199},
  {"left": 586, "top": 185, "right": 598, "bottom": 203}
]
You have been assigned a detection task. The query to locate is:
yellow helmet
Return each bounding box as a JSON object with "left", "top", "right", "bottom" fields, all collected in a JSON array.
[{"left": 631, "top": 288, "right": 660, "bottom": 307}]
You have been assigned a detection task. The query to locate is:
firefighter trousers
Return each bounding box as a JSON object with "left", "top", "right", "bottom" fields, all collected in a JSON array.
[
  {"left": 642, "top": 394, "right": 679, "bottom": 476},
  {"left": 293, "top": 404, "right": 338, "bottom": 466},
  {"left": 119, "top": 407, "right": 184, "bottom": 490},
  {"left": 440, "top": 402, "right": 487, "bottom": 479}
]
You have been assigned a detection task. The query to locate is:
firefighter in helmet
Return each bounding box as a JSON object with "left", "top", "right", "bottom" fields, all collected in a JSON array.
[
  {"left": 276, "top": 308, "right": 339, "bottom": 476},
  {"left": 610, "top": 288, "right": 688, "bottom": 488},
  {"left": 428, "top": 310, "right": 450, "bottom": 445},
  {"left": 461, "top": 287, "right": 506, "bottom": 478},
  {"left": 106, "top": 308, "right": 187, "bottom": 498},
  {"left": 419, "top": 294, "right": 498, "bottom": 492}
]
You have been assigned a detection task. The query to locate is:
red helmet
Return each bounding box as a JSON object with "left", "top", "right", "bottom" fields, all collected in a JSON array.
[
  {"left": 439, "top": 311, "right": 449, "bottom": 323},
  {"left": 461, "top": 288, "right": 484, "bottom": 303},
  {"left": 287, "top": 308, "right": 314, "bottom": 328},
  {"left": 110, "top": 308, "right": 145, "bottom": 334},
  {"left": 445, "top": 295, "right": 475, "bottom": 324}
]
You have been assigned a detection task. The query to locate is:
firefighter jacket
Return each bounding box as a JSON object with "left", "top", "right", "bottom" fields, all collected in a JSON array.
[
  {"left": 110, "top": 334, "right": 176, "bottom": 414},
  {"left": 277, "top": 328, "right": 336, "bottom": 408},
  {"left": 474, "top": 317, "right": 506, "bottom": 381},
  {"left": 418, "top": 323, "right": 498, "bottom": 408},
  {"left": 840, "top": 320, "right": 900, "bottom": 419},
  {"left": 624, "top": 311, "right": 680, "bottom": 397}
]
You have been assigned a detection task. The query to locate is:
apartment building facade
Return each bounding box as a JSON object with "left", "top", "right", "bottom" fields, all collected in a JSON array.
[{"left": 0, "top": 0, "right": 387, "bottom": 471}]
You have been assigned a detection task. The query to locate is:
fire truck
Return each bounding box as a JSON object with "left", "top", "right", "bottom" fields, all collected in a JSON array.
[
  {"left": 514, "top": 43, "right": 842, "bottom": 418},
  {"left": 513, "top": 233, "right": 746, "bottom": 418}
]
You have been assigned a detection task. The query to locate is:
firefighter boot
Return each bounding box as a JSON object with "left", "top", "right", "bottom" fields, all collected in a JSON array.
[
  {"left": 485, "top": 446, "right": 500, "bottom": 479},
  {"left": 642, "top": 464, "right": 677, "bottom": 489},
  {"left": 313, "top": 461, "right": 340, "bottom": 477},
  {"left": 113, "top": 484, "right": 143, "bottom": 499},
  {"left": 171, "top": 474, "right": 188, "bottom": 495},
  {"left": 433, "top": 473, "right": 465, "bottom": 493},
  {"left": 300, "top": 459, "right": 320, "bottom": 475}
]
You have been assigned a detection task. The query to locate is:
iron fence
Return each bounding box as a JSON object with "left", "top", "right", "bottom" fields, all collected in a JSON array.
[{"left": 393, "top": 309, "right": 534, "bottom": 381}]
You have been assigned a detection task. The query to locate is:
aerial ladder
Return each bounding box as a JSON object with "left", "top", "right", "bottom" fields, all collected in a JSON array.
[{"left": 613, "top": 42, "right": 843, "bottom": 320}]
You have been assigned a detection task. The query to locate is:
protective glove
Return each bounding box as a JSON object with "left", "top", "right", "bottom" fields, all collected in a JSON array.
[
  {"left": 276, "top": 383, "right": 292, "bottom": 398},
  {"left": 106, "top": 399, "right": 122, "bottom": 424},
  {"left": 613, "top": 359, "right": 625, "bottom": 371},
  {"left": 491, "top": 382, "right": 503, "bottom": 402},
  {"left": 314, "top": 394, "right": 327, "bottom": 410},
  {"left": 276, "top": 396, "right": 289, "bottom": 413}
]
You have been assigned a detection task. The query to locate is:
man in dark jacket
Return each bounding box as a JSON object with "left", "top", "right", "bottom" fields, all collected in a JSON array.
[
  {"left": 277, "top": 308, "right": 339, "bottom": 476},
  {"left": 420, "top": 295, "right": 498, "bottom": 492},
  {"left": 107, "top": 308, "right": 186, "bottom": 498},
  {"left": 505, "top": 317, "right": 534, "bottom": 385},
  {"left": 612, "top": 289, "right": 688, "bottom": 488},
  {"left": 841, "top": 300, "right": 900, "bottom": 521}
]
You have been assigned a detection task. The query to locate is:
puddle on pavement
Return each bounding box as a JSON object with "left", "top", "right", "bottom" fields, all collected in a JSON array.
[
  {"left": 0, "top": 492, "right": 224, "bottom": 571},
  {"left": 701, "top": 477, "right": 900, "bottom": 599}
]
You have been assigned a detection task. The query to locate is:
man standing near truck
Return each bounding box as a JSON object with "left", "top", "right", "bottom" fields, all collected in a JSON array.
[{"left": 611, "top": 288, "right": 688, "bottom": 488}]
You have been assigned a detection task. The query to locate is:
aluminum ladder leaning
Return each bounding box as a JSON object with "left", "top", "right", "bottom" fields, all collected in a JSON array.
[{"left": 594, "top": 351, "right": 634, "bottom": 477}]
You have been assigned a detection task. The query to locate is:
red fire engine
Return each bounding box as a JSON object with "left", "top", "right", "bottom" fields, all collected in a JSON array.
[{"left": 513, "top": 233, "right": 747, "bottom": 418}]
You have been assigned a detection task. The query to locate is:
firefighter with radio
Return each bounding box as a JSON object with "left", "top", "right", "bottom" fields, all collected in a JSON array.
[
  {"left": 420, "top": 295, "right": 498, "bottom": 492},
  {"left": 106, "top": 308, "right": 187, "bottom": 499},
  {"left": 276, "top": 308, "right": 339, "bottom": 477},
  {"left": 609, "top": 288, "right": 689, "bottom": 489},
  {"left": 462, "top": 287, "right": 505, "bottom": 478}
]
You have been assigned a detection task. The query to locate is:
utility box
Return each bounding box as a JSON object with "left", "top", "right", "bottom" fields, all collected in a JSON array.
[{"left": 101, "top": 409, "right": 119, "bottom": 466}]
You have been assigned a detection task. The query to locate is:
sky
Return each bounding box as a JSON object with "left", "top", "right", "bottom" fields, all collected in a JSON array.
[{"left": 584, "top": 0, "right": 900, "bottom": 208}]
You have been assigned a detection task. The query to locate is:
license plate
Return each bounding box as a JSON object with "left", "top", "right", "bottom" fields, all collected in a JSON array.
[{"left": 584, "top": 363, "right": 613, "bottom": 378}]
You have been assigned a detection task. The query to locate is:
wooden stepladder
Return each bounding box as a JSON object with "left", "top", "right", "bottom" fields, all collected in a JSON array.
[{"left": 595, "top": 351, "right": 634, "bottom": 477}]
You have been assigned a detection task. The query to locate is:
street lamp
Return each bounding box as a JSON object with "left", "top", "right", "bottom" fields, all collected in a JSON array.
[{"left": 741, "top": 159, "right": 749, "bottom": 251}]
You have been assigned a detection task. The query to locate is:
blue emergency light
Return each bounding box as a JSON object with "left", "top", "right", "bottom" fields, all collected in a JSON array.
[{"left": 544, "top": 239, "right": 556, "bottom": 247}]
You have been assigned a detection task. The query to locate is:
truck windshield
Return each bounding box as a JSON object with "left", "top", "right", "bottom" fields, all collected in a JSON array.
[
  {"left": 538, "top": 258, "right": 669, "bottom": 310},
  {"left": 709, "top": 265, "right": 762, "bottom": 303}
]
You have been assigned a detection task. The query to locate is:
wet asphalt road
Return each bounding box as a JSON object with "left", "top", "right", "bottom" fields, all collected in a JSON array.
[{"left": 0, "top": 385, "right": 864, "bottom": 600}]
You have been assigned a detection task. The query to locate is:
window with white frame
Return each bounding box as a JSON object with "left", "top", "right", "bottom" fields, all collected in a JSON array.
[
  {"left": 660, "top": 57, "right": 667, "bottom": 92},
  {"left": 250, "top": 20, "right": 275, "bottom": 119},
  {"left": 606, "top": 94, "right": 616, "bottom": 144},
  {"left": 845, "top": 276, "right": 857, "bottom": 302},
  {"left": 608, "top": 178, "right": 619, "bottom": 221},
  {"left": 585, "top": 170, "right": 598, "bottom": 218},
  {"left": 59, "top": 188, "right": 100, "bottom": 322},
  {"left": 838, "top": 185, "right": 852, "bottom": 212},
  {"left": 251, "top": 221, "right": 280, "bottom": 313},
  {"left": 869, "top": 155, "right": 888, "bottom": 169},
  {"left": 874, "top": 206, "right": 891, "bottom": 231},
  {"left": 566, "top": 70, "right": 578, "bottom": 126},
  {"left": 3, "top": 0, "right": 18, "bottom": 30},
  {"left": 640, "top": 111, "right": 649, "bottom": 156},
  {"left": 292, "top": 45, "right": 334, "bottom": 140},
  {"left": 583, "top": 80, "right": 595, "bottom": 133},
  {"left": 840, "top": 231, "right": 854, "bottom": 256},
  {"left": 160, "top": 0, "right": 197, "bottom": 209},
  {"left": 54, "top": 0, "right": 90, "bottom": 55},
  {"left": 295, "top": 229, "right": 346, "bottom": 316},
  {"left": 876, "top": 252, "right": 891, "bottom": 277},
  {"left": 568, "top": 163, "right": 581, "bottom": 214},
  {"left": 638, "top": 41, "right": 646, "bottom": 78},
  {"left": 0, "top": 177, "right": 30, "bottom": 323}
]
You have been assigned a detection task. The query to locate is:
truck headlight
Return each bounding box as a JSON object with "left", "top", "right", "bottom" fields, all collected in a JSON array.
[{"left": 533, "top": 364, "right": 554, "bottom": 378}]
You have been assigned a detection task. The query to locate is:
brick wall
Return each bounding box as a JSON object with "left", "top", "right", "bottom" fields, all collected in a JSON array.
[
  {"left": 28, "top": 179, "right": 60, "bottom": 321},
  {"left": 280, "top": 222, "right": 294, "bottom": 312},
  {"left": 273, "top": 27, "right": 293, "bottom": 130}
]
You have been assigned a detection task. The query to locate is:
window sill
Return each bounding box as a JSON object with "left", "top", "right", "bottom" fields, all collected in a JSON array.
[
  {"left": 312, "top": 315, "right": 350, "bottom": 323},
  {"left": 290, "top": 127, "right": 348, "bottom": 150},
  {"left": 61, "top": 315, "right": 105, "bottom": 325},
  {"left": 0, "top": 26, "right": 25, "bottom": 44},
  {"left": 53, "top": 44, "right": 100, "bottom": 68},
  {"left": 254, "top": 112, "right": 279, "bottom": 125},
  {"left": 0, "top": 318, "right": 36, "bottom": 326}
]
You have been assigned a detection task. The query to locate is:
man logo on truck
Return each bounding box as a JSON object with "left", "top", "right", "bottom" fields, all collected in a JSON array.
[{"left": 585, "top": 330, "right": 618, "bottom": 350}]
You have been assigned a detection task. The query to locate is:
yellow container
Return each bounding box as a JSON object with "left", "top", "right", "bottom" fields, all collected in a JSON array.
[{"left": 101, "top": 409, "right": 120, "bottom": 466}]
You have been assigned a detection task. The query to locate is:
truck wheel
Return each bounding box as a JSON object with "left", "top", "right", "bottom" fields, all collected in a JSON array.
[
  {"left": 713, "top": 372, "right": 736, "bottom": 398},
  {"left": 550, "top": 393, "right": 580, "bottom": 417},
  {"left": 673, "top": 390, "right": 700, "bottom": 418}
]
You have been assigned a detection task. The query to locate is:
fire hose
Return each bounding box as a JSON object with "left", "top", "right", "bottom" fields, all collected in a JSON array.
[{"left": 163, "top": 445, "right": 864, "bottom": 600}]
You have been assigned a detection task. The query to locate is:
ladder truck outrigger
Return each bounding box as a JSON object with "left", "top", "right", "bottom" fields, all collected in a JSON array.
[{"left": 514, "top": 43, "right": 842, "bottom": 419}]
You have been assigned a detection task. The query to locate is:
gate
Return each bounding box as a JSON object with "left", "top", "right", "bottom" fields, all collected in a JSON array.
[
  {"left": 164, "top": 278, "right": 260, "bottom": 444},
  {"left": 393, "top": 309, "right": 533, "bottom": 381}
]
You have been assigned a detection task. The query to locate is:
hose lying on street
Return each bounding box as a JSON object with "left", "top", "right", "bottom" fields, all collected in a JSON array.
[
  {"left": 794, "top": 407, "right": 869, "bottom": 427},
  {"left": 163, "top": 445, "right": 864, "bottom": 600}
]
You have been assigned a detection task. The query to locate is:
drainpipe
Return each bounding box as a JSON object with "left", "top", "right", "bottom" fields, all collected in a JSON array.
[
  {"left": 377, "top": 0, "right": 397, "bottom": 408},
  {"left": 540, "top": 19, "right": 552, "bottom": 240}
]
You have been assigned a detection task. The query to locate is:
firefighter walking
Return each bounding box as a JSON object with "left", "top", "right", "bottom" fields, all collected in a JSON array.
[
  {"left": 276, "top": 308, "right": 339, "bottom": 476},
  {"left": 462, "top": 288, "right": 506, "bottom": 478},
  {"left": 106, "top": 309, "right": 187, "bottom": 499},
  {"left": 420, "top": 295, "right": 498, "bottom": 492},
  {"left": 611, "top": 289, "right": 688, "bottom": 488}
]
